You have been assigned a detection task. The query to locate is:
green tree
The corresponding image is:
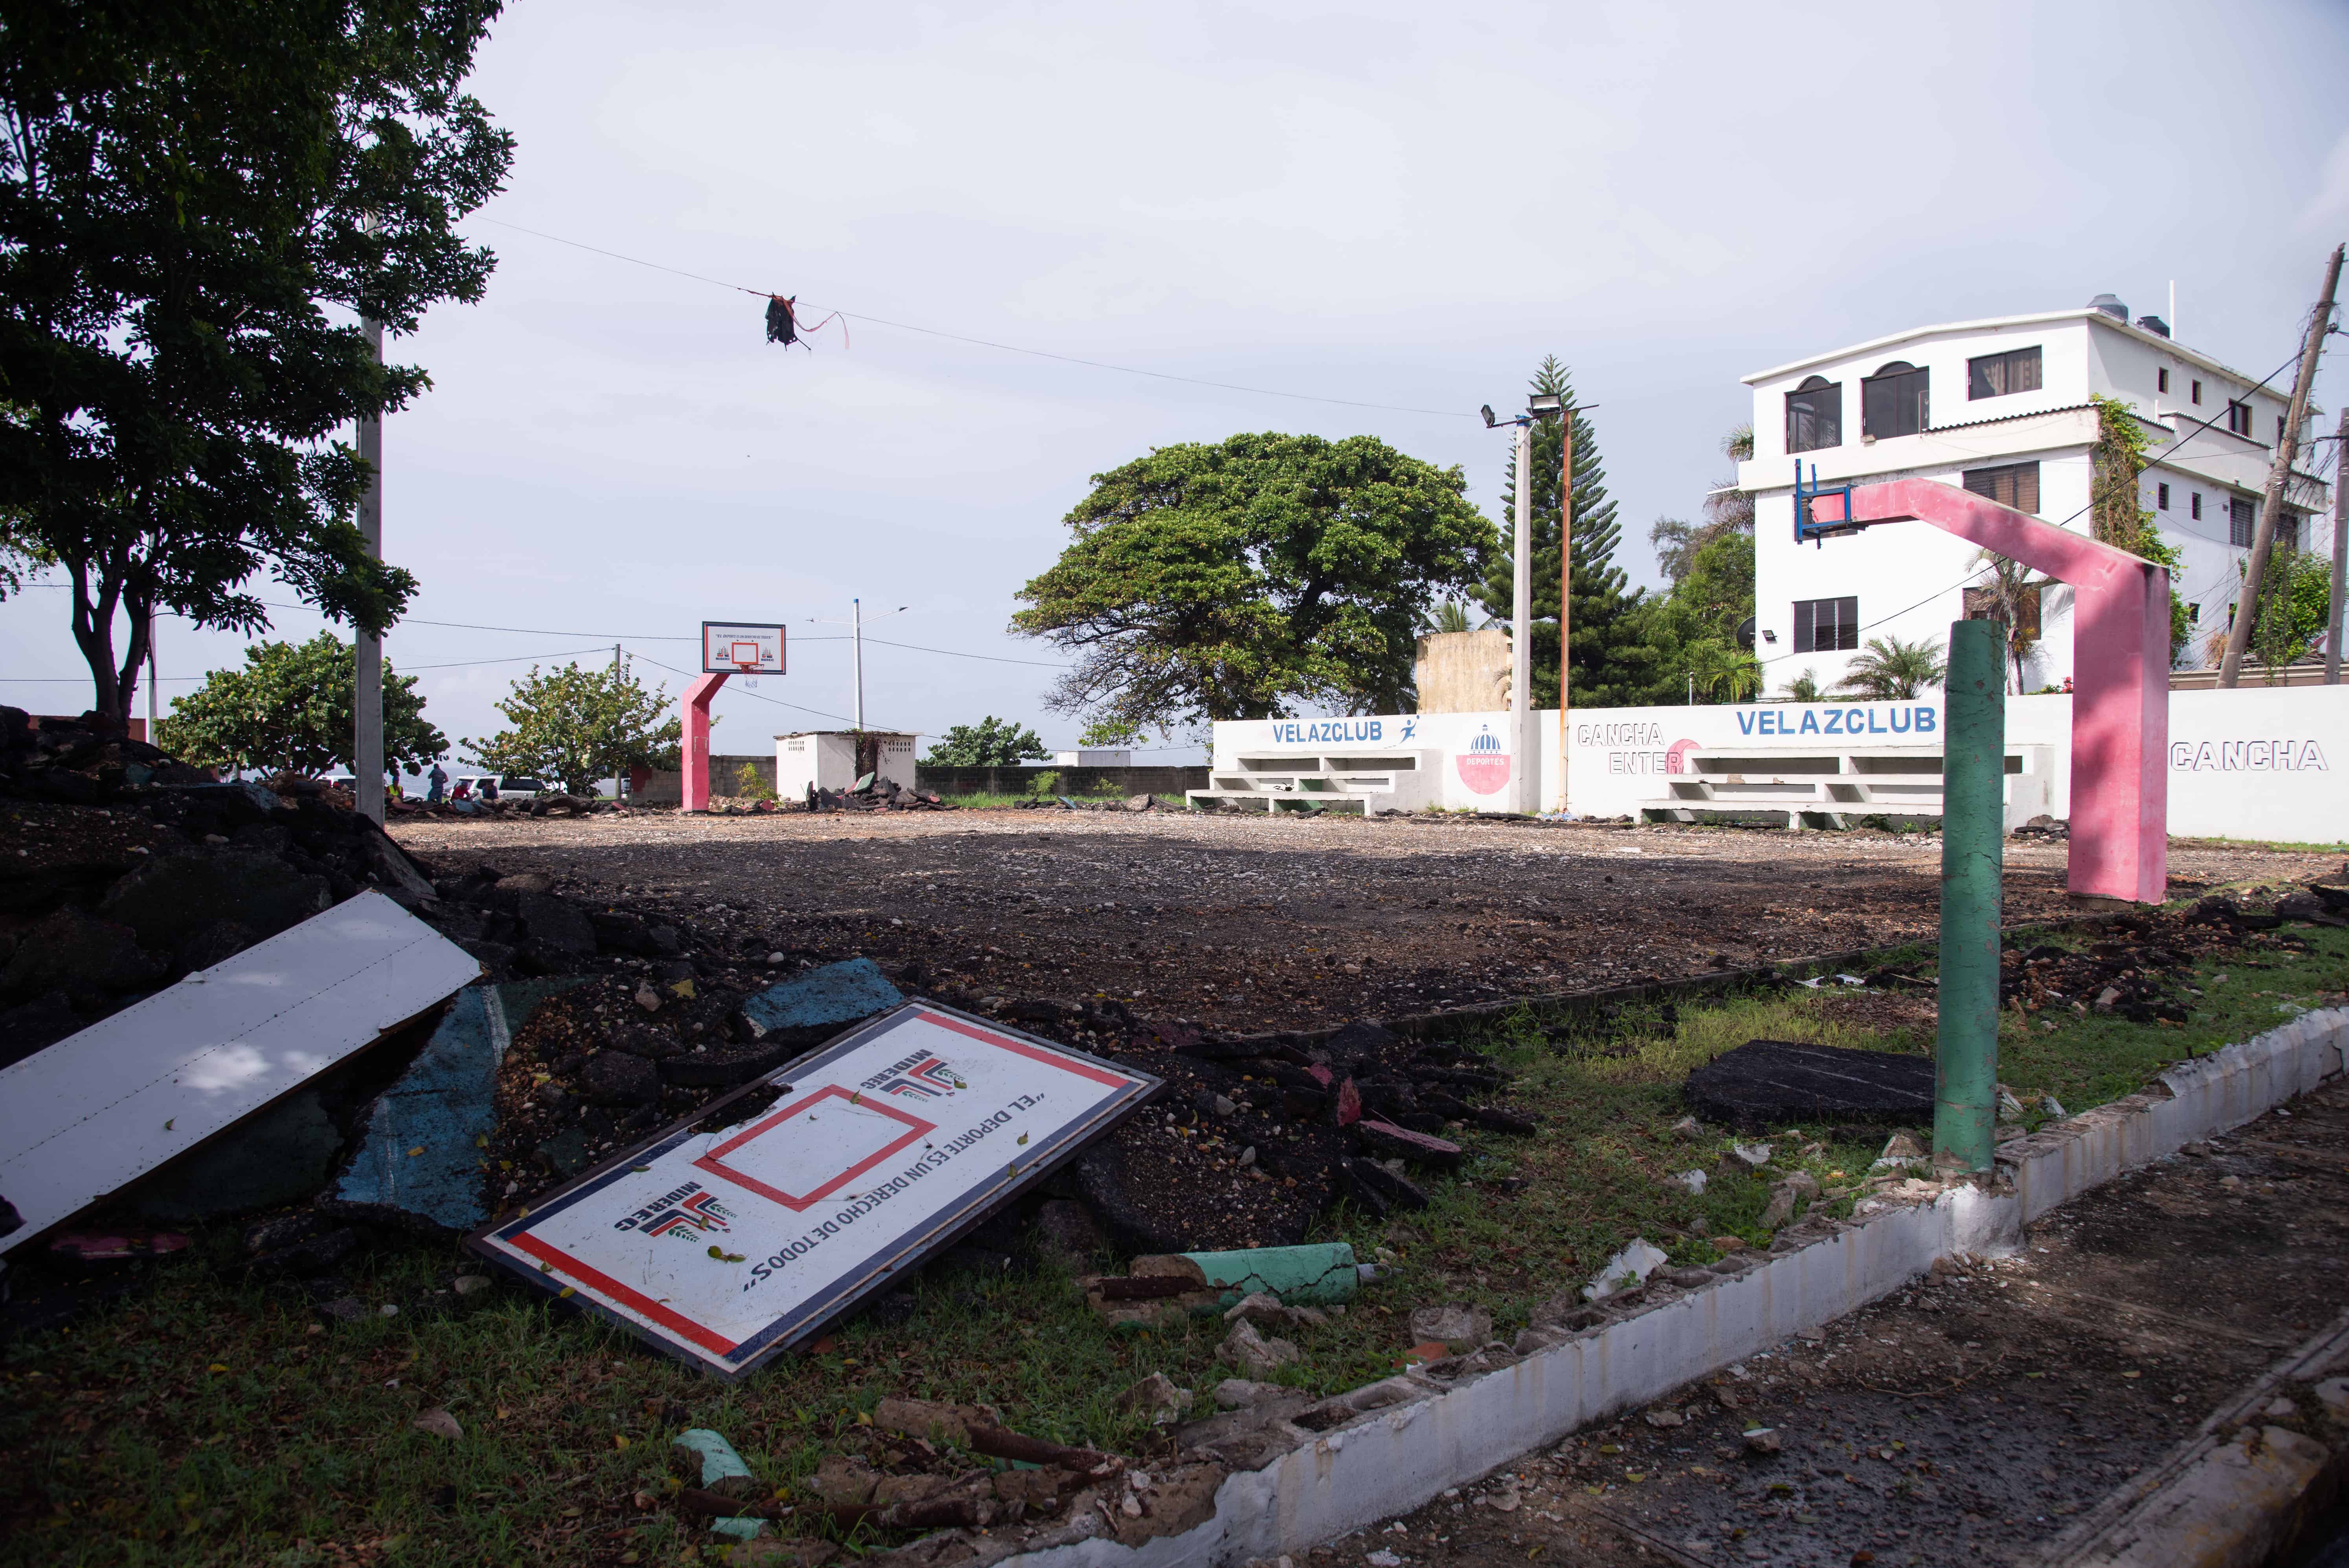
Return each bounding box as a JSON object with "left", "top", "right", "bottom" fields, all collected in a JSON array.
[
  {"left": 0, "top": 2, "right": 515, "bottom": 728},
  {"left": 461, "top": 662, "right": 682, "bottom": 795},
  {"left": 1423, "top": 599, "right": 1479, "bottom": 634},
  {"left": 1474, "top": 357, "right": 1651, "bottom": 708},
  {"left": 923, "top": 716, "right": 1050, "bottom": 766},
  {"left": 156, "top": 632, "right": 444, "bottom": 776},
  {"left": 1013, "top": 432, "right": 1493, "bottom": 731},
  {"left": 2247, "top": 547, "right": 2332, "bottom": 676},
  {"left": 1649, "top": 424, "right": 1756, "bottom": 586},
  {"left": 1781, "top": 668, "right": 1824, "bottom": 702},
  {"left": 1077, "top": 716, "right": 1144, "bottom": 748},
  {"left": 1834, "top": 635, "right": 1948, "bottom": 700}
]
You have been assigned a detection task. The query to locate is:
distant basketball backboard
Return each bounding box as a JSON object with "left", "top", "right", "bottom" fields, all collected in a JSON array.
[{"left": 702, "top": 622, "right": 786, "bottom": 675}]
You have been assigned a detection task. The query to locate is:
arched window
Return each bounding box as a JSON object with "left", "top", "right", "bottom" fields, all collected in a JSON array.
[
  {"left": 1862, "top": 360, "right": 1929, "bottom": 439},
  {"left": 1785, "top": 375, "right": 1840, "bottom": 453}
]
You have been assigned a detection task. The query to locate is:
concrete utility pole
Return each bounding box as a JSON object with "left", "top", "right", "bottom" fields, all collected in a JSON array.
[
  {"left": 355, "top": 314, "right": 385, "bottom": 824},
  {"left": 145, "top": 610, "right": 158, "bottom": 742},
  {"left": 2330, "top": 405, "right": 2347, "bottom": 685},
  {"left": 2219, "top": 243, "right": 2343, "bottom": 688},
  {"left": 851, "top": 597, "right": 865, "bottom": 730},
  {"left": 1935, "top": 618, "right": 2005, "bottom": 1173},
  {"left": 613, "top": 643, "right": 624, "bottom": 799},
  {"left": 1509, "top": 420, "right": 1534, "bottom": 814},
  {"left": 1556, "top": 409, "right": 1575, "bottom": 815}
]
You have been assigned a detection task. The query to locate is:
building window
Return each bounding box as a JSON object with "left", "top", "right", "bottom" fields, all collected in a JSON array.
[
  {"left": 1967, "top": 346, "right": 2042, "bottom": 399},
  {"left": 2187, "top": 602, "right": 2199, "bottom": 625},
  {"left": 2230, "top": 497, "right": 2254, "bottom": 547},
  {"left": 1962, "top": 461, "right": 2041, "bottom": 513},
  {"left": 2157, "top": 482, "right": 2170, "bottom": 509},
  {"left": 2226, "top": 401, "right": 2253, "bottom": 438},
  {"left": 1793, "top": 596, "right": 1860, "bottom": 653},
  {"left": 1964, "top": 584, "right": 2041, "bottom": 639},
  {"left": 2191, "top": 379, "right": 2202, "bottom": 404},
  {"left": 2191, "top": 492, "right": 2202, "bottom": 520},
  {"left": 1785, "top": 376, "right": 1841, "bottom": 453},
  {"left": 2277, "top": 415, "right": 2287, "bottom": 445},
  {"left": 1861, "top": 361, "right": 1929, "bottom": 439},
  {"left": 2158, "top": 368, "right": 2170, "bottom": 393}
]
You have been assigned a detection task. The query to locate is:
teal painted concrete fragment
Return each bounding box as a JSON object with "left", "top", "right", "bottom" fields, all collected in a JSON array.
[
  {"left": 331, "top": 979, "right": 578, "bottom": 1231},
  {"left": 740, "top": 958, "right": 903, "bottom": 1037},
  {"left": 1180, "top": 1242, "right": 1360, "bottom": 1307}
]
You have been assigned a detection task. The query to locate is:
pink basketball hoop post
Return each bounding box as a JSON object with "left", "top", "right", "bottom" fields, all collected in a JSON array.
[
  {"left": 1802, "top": 478, "right": 2169, "bottom": 903},
  {"left": 681, "top": 673, "right": 726, "bottom": 813}
]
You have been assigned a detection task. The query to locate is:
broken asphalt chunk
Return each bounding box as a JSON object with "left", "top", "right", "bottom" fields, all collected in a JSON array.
[{"left": 1682, "top": 1039, "right": 1934, "bottom": 1130}]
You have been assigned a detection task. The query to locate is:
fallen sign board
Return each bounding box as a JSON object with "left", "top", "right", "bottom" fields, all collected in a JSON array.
[
  {"left": 468, "top": 1002, "right": 1160, "bottom": 1380},
  {"left": 0, "top": 891, "right": 480, "bottom": 1255}
]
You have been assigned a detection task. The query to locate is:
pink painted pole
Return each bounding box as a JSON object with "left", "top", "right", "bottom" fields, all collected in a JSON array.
[
  {"left": 682, "top": 673, "right": 727, "bottom": 812},
  {"left": 1803, "top": 479, "right": 2169, "bottom": 903}
]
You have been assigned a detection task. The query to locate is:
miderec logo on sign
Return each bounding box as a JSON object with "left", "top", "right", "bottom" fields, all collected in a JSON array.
[{"left": 1456, "top": 724, "right": 1510, "bottom": 794}]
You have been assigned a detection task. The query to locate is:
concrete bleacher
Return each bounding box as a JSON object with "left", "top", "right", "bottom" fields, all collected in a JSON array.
[
  {"left": 1187, "top": 747, "right": 1438, "bottom": 814},
  {"left": 1639, "top": 743, "right": 2052, "bottom": 831}
]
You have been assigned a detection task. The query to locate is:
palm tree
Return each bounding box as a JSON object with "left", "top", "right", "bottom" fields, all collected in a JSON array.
[
  {"left": 1423, "top": 599, "right": 1479, "bottom": 634},
  {"left": 1686, "top": 639, "right": 1763, "bottom": 702},
  {"left": 1969, "top": 550, "right": 2048, "bottom": 693},
  {"left": 1834, "top": 635, "right": 1947, "bottom": 700},
  {"left": 1781, "top": 667, "right": 1823, "bottom": 702}
]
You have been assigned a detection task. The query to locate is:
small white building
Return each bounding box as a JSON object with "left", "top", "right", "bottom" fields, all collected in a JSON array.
[
  {"left": 1051, "top": 748, "right": 1132, "bottom": 767},
  {"left": 774, "top": 730, "right": 919, "bottom": 797},
  {"left": 1737, "top": 295, "right": 2334, "bottom": 693}
]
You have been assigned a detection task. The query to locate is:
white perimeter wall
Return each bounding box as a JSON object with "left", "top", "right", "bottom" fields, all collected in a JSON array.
[{"left": 1211, "top": 685, "right": 2347, "bottom": 841}]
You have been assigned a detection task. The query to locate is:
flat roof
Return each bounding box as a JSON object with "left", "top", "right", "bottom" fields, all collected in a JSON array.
[{"left": 1740, "top": 307, "right": 2279, "bottom": 395}]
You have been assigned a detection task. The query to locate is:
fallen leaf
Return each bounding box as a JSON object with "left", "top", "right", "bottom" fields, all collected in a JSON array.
[
  {"left": 413, "top": 1408, "right": 463, "bottom": 1440},
  {"left": 407, "top": 1147, "right": 425, "bottom": 1157},
  {"left": 1016, "top": 1132, "right": 1029, "bottom": 1145},
  {"left": 208, "top": 1363, "right": 228, "bottom": 1375},
  {"left": 559, "top": 1286, "right": 576, "bottom": 1299}
]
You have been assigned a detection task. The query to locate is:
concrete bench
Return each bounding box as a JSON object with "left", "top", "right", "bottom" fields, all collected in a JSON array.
[{"left": 1638, "top": 744, "right": 2051, "bottom": 831}]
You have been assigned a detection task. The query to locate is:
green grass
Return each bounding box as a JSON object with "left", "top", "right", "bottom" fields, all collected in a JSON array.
[{"left": 6, "top": 919, "right": 2345, "bottom": 1566}]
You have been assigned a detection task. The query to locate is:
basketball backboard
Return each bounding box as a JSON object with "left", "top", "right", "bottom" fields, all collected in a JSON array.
[{"left": 701, "top": 622, "right": 786, "bottom": 675}]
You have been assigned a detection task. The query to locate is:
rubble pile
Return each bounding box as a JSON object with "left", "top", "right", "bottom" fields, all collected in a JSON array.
[
  {"left": 1998, "top": 890, "right": 2337, "bottom": 1026},
  {"left": 0, "top": 707, "right": 213, "bottom": 802},
  {"left": 806, "top": 776, "right": 956, "bottom": 812},
  {"left": 1015, "top": 793, "right": 1179, "bottom": 813}
]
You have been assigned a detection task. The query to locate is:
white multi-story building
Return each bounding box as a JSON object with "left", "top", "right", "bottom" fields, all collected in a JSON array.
[{"left": 1735, "top": 294, "right": 2333, "bottom": 693}]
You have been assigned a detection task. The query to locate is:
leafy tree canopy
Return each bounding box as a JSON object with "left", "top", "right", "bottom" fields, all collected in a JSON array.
[
  {"left": 156, "top": 632, "right": 445, "bottom": 776},
  {"left": 1474, "top": 358, "right": 1654, "bottom": 709},
  {"left": 1013, "top": 432, "right": 1493, "bottom": 732},
  {"left": 0, "top": 0, "right": 515, "bottom": 726},
  {"left": 461, "top": 662, "right": 681, "bottom": 795},
  {"left": 923, "top": 716, "right": 1050, "bottom": 766}
]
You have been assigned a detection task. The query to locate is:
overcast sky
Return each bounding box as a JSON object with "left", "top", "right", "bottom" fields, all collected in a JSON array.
[{"left": 7, "top": 0, "right": 2349, "bottom": 767}]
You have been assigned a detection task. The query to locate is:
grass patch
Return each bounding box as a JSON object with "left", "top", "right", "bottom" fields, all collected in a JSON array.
[{"left": 7, "top": 920, "right": 2345, "bottom": 1565}]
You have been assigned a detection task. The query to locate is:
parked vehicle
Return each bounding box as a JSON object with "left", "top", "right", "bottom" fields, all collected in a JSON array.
[{"left": 455, "top": 774, "right": 549, "bottom": 801}]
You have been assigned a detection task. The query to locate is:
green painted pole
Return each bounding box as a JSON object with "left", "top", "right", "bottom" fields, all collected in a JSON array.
[{"left": 1935, "top": 619, "right": 2004, "bottom": 1173}]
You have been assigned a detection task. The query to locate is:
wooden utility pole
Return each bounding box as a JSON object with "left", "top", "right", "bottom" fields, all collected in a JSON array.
[
  {"left": 2330, "top": 404, "right": 2347, "bottom": 685},
  {"left": 1556, "top": 409, "right": 1574, "bottom": 814},
  {"left": 2219, "top": 243, "right": 2342, "bottom": 687}
]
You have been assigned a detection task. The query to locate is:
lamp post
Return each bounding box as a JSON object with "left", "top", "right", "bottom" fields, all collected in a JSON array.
[{"left": 1483, "top": 395, "right": 1569, "bottom": 815}]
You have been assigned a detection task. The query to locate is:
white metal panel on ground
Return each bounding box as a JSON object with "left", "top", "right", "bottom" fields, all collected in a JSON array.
[{"left": 0, "top": 891, "right": 479, "bottom": 1254}]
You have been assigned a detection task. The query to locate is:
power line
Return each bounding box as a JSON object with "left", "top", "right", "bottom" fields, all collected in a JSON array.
[
  {"left": 625, "top": 649, "right": 891, "bottom": 731},
  {"left": 0, "top": 644, "right": 619, "bottom": 683},
  {"left": 864, "top": 635, "right": 1068, "bottom": 669},
  {"left": 475, "top": 216, "right": 1476, "bottom": 420}
]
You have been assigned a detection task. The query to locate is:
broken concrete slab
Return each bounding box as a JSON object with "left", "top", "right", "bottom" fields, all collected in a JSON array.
[
  {"left": 1682, "top": 1038, "right": 1934, "bottom": 1129},
  {"left": 328, "top": 979, "right": 578, "bottom": 1233},
  {"left": 0, "top": 891, "right": 480, "bottom": 1256}
]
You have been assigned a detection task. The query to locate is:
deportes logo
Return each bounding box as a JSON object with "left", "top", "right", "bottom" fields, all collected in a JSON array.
[
  {"left": 868, "top": 1051, "right": 967, "bottom": 1101},
  {"left": 643, "top": 1190, "right": 736, "bottom": 1240},
  {"left": 1455, "top": 724, "right": 1511, "bottom": 795}
]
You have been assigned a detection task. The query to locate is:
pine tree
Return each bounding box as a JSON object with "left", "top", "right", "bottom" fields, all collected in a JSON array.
[{"left": 1473, "top": 357, "right": 1653, "bottom": 708}]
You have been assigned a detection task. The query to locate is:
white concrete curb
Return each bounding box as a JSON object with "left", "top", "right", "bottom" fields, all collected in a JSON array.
[{"left": 988, "top": 1009, "right": 2349, "bottom": 1568}]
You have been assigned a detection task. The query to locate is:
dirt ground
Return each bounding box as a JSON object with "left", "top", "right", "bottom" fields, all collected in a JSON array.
[
  {"left": 1321, "top": 1072, "right": 2349, "bottom": 1568},
  {"left": 389, "top": 809, "right": 2342, "bottom": 1033}
]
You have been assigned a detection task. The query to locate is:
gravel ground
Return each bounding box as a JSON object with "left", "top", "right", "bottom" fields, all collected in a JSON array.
[
  {"left": 1312, "top": 1070, "right": 2349, "bottom": 1568},
  {"left": 388, "top": 809, "right": 2342, "bottom": 1033}
]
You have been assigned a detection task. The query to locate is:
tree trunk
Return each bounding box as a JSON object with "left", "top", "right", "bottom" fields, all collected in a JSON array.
[{"left": 66, "top": 559, "right": 137, "bottom": 732}]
